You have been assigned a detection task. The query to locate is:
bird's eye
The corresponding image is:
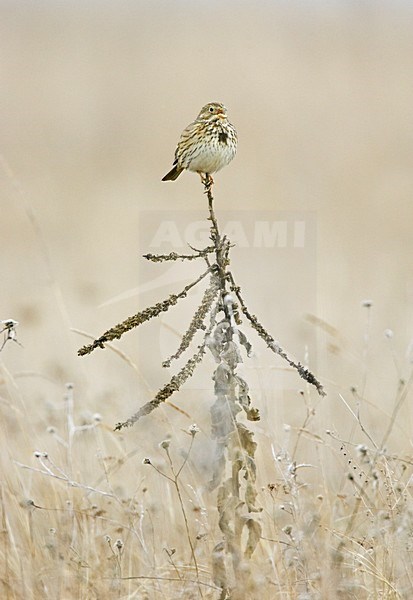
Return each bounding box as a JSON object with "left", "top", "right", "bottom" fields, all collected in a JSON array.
[{"left": 209, "top": 107, "right": 214, "bottom": 113}]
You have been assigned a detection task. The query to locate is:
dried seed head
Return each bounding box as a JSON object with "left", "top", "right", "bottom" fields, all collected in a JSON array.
[
  {"left": 356, "top": 444, "right": 368, "bottom": 457},
  {"left": 189, "top": 423, "right": 200, "bottom": 436},
  {"left": 1, "top": 319, "right": 19, "bottom": 327},
  {"left": 34, "top": 451, "right": 48, "bottom": 458}
]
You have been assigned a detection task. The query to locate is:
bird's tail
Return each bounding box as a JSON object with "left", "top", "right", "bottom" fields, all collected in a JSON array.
[{"left": 162, "top": 164, "right": 184, "bottom": 181}]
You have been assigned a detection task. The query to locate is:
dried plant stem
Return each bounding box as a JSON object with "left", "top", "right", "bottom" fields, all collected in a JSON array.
[
  {"left": 380, "top": 369, "right": 413, "bottom": 449},
  {"left": 115, "top": 344, "right": 206, "bottom": 430},
  {"left": 78, "top": 267, "right": 211, "bottom": 356},
  {"left": 203, "top": 178, "right": 261, "bottom": 596},
  {"left": 165, "top": 442, "right": 203, "bottom": 596},
  {"left": 114, "top": 302, "right": 219, "bottom": 430},
  {"left": 146, "top": 436, "right": 203, "bottom": 597},
  {"left": 115, "top": 576, "right": 219, "bottom": 591},
  {"left": 15, "top": 459, "right": 118, "bottom": 500},
  {"left": 336, "top": 369, "right": 413, "bottom": 560},
  {"left": 204, "top": 177, "right": 230, "bottom": 311},
  {"left": 162, "top": 275, "right": 220, "bottom": 368},
  {"left": 144, "top": 247, "right": 214, "bottom": 263},
  {"left": 227, "top": 272, "right": 326, "bottom": 396}
]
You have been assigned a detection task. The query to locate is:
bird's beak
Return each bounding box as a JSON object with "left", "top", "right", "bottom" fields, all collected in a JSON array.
[{"left": 217, "top": 112, "right": 226, "bottom": 119}]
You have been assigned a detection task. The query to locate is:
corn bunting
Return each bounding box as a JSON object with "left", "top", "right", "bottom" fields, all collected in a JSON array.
[{"left": 162, "top": 102, "right": 237, "bottom": 182}]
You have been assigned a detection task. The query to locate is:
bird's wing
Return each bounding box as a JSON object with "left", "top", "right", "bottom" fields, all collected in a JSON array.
[{"left": 175, "top": 120, "right": 200, "bottom": 164}]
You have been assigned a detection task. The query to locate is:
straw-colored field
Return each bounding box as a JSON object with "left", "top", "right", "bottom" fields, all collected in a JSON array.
[{"left": 1, "top": 2, "right": 413, "bottom": 598}]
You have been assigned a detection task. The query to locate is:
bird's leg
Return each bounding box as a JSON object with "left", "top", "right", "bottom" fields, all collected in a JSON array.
[{"left": 200, "top": 172, "right": 214, "bottom": 190}]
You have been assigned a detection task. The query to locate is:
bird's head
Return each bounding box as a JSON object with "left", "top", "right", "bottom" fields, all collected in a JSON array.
[{"left": 197, "top": 102, "right": 228, "bottom": 121}]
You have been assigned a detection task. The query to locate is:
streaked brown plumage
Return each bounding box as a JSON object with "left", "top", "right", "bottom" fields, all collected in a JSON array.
[{"left": 162, "top": 102, "right": 237, "bottom": 182}]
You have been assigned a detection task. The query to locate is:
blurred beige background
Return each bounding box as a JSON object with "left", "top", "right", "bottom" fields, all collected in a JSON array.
[{"left": 1, "top": 1, "right": 413, "bottom": 450}]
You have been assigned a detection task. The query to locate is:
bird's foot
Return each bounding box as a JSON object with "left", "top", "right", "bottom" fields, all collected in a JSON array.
[{"left": 200, "top": 173, "right": 214, "bottom": 191}]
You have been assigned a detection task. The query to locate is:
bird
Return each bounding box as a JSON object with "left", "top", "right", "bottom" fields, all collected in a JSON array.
[{"left": 162, "top": 102, "right": 237, "bottom": 182}]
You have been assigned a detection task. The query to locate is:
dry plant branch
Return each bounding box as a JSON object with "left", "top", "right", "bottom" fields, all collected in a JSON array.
[
  {"left": 143, "top": 247, "right": 214, "bottom": 263},
  {"left": 227, "top": 273, "right": 326, "bottom": 396},
  {"left": 78, "top": 267, "right": 211, "bottom": 356},
  {"left": 143, "top": 427, "right": 204, "bottom": 596},
  {"left": 162, "top": 275, "right": 220, "bottom": 368},
  {"left": 114, "top": 341, "right": 208, "bottom": 430}
]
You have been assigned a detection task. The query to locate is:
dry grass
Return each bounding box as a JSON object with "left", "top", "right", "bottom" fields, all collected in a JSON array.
[
  {"left": 1, "top": 2, "right": 413, "bottom": 598},
  {"left": 1, "top": 359, "right": 413, "bottom": 598}
]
